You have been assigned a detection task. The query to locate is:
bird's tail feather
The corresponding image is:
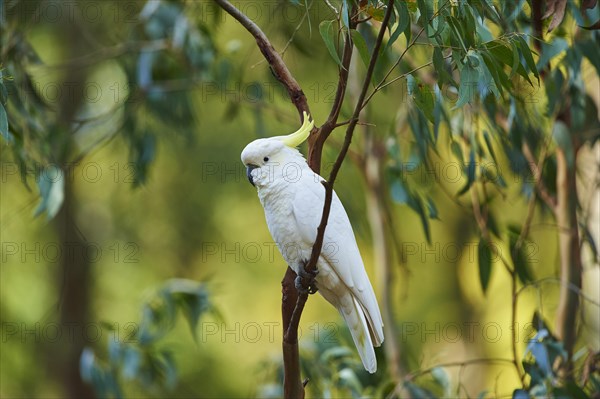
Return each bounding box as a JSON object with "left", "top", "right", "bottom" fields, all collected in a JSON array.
[
  {"left": 356, "top": 299, "right": 384, "bottom": 347},
  {"left": 337, "top": 295, "right": 377, "bottom": 373}
]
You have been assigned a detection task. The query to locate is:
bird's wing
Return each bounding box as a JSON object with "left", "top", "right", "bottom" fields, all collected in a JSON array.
[{"left": 291, "top": 173, "right": 384, "bottom": 344}]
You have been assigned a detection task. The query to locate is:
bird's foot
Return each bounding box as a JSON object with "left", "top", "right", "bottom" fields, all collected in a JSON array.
[{"left": 295, "top": 261, "right": 319, "bottom": 295}]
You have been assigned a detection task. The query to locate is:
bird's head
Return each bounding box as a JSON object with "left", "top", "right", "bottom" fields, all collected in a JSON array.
[{"left": 241, "top": 112, "right": 314, "bottom": 187}]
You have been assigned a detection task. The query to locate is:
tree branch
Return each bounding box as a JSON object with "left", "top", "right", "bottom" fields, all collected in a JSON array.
[
  {"left": 531, "top": 0, "right": 582, "bottom": 375},
  {"left": 309, "top": 9, "right": 357, "bottom": 173},
  {"left": 281, "top": 268, "right": 303, "bottom": 398},
  {"left": 212, "top": 2, "right": 313, "bottom": 397},
  {"left": 213, "top": 0, "right": 310, "bottom": 118},
  {"left": 284, "top": 0, "right": 396, "bottom": 366},
  {"left": 554, "top": 142, "right": 583, "bottom": 375},
  {"left": 216, "top": 1, "right": 395, "bottom": 395}
]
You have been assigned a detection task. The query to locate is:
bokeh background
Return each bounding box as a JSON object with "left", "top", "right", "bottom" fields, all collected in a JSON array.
[{"left": 1, "top": 0, "right": 599, "bottom": 398}]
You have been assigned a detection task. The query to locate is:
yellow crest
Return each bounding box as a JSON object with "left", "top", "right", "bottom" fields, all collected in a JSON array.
[{"left": 277, "top": 111, "right": 314, "bottom": 147}]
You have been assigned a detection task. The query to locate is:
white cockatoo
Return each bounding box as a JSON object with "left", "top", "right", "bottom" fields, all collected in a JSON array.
[{"left": 241, "top": 112, "right": 384, "bottom": 373}]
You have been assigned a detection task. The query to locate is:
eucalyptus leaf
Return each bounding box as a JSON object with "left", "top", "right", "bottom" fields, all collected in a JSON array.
[
  {"left": 319, "top": 20, "right": 344, "bottom": 68},
  {"left": 350, "top": 30, "right": 370, "bottom": 68},
  {"left": 0, "top": 103, "right": 9, "bottom": 142},
  {"left": 478, "top": 239, "right": 493, "bottom": 293},
  {"left": 34, "top": 165, "right": 65, "bottom": 219},
  {"left": 455, "top": 64, "right": 478, "bottom": 108},
  {"left": 515, "top": 36, "right": 539, "bottom": 82},
  {"left": 385, "top": 0, "right": 410, "bottom": 52}
]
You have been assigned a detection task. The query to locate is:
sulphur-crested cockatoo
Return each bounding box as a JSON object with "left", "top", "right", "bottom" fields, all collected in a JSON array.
[{"left": 241, "top": 112, "right": 384, "bottom": 373}]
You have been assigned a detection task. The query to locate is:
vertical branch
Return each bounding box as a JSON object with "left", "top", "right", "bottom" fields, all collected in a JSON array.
[
  {"left": 281, "top": 268, "right": 303, "bottom": 398},
  {"left": 54, "top": 169, "right": 95, "bottom": 398},
  {"left": 364, "top": 132, "right": 404, "bottom": 380},
  {"left": 288, "top": 0, "right": 396, "bottom": 324},
  {"left": 211, "top": 3, "right": 313, "bottom": 396},
  {"left": 284, "top": 2, "right": 396, "bottom": 395},
  {"left": 531, "top": 0, "right": 582, "bottom": 374},
  {"left": 555, "top": 143, "right": 583, "bottom": 373},
  {"left": 215, "top": 1, "right": 396, "bottom": 395}
]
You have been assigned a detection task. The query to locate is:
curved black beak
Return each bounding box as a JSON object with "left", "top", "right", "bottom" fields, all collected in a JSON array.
[{"left": 246, "top": 164, "right": 258, "bottom": 186}]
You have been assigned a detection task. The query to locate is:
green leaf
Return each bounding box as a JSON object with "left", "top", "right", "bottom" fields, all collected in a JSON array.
[
  {"left": 503, "top": 0, "right": 526, "bottom": 22},
  {"left": 536, "top": 38, "right": 569, "bottom": 70},
  {"left": 480, "top": 51, "right": 510, "bottom": 95},
  {"left": 512, "top": 389, "right": 530, "bottom": 399},
  {"left": 433, "top": 89, "right": 447, "bottom": 141},
  {"left": 0, "top": 103, "right": 9, "bottom": 142},
  {"left": 510, "top": 40, "right": 520, "bottom": 79},
  {"left": 338, "top": 368, "right": 363, "bottom": 395},
  {"left": 431, "top": 367, "right": 450, "bottom": 395},
  {"left": 515, "top": 36, "right": 539, "bottom": 82},
  {"left": 391, "top": 179, "right": 409, "bottom": 204},
  {"left": 455, "top": 63, "right": 478, "bottom": 108},
  {"left": 0, "top": 81, "right": 7, "bottom": 105},
  {"left": 164, "top": 279, "right": 211, "bottom": 338},
  {"left": 552, "top": 121, "right": 575, "bottom": 169},
  {"left": 319, "top": 20, "right": 344, "bottom": 68},
  {"left": 509, "top": 231, "right": 534, "bottom": 285},
  {"left": 341, "top": 0, "right": 350, "bottom": 28},
  {"left": 417, "top": 0, "right": 434, "bottom": 37},
  {"left": 578, "top": 39, "right": 600, "bottom": 76},
  {"left": 457, "top": 149, "right": 476, "bottom": 195},
  {"left": 409, "top": 76, "right": 435, "bottom": 123},
  {"left": 350, "top": 30, "right": 370, "bottom": 68},
  {"left": 478, "top": 239, "right": 492, "bottom": 293},
  {"left": 451, "top": 141, "right": 464, "bottom": 162},
  {"left": 433, "top": 47, "right": 445, "bottom": 84},
  {"left": 426, "top": 197, "right": 438, "bottom": 220},
  {"left": 484, "top": 40, "right": 533, "bottom": 85},
  {"left": 366, "top": 4, "right": 385, "bottom": 21},
  {"left": 413, "top": 196, "right": 431, "bottom": 244},
  {"left": 560, "top": 381, "right": 591, "bottom": 399},
  {"left": 131, "top": 133, "right": 156, "bottom": 187},
  {"left": 320, "top": 346, "right": 353, "bottom": 362},
  {"left": 80, "top": 348, "right": 96, "bottom": 383},
  {"left": 404, "top": 381, "right": 437, "bottom": 399},
  {"left": 35, "top": 165, "right": 65, "bottom": 219},
  {"left": 483, "top": 131, "right": 498, "bottom": 165},
  {"left": 481, "top": 0, "right": 501, "bottom": 24},
  {"left": 122, "top": 346, "right": 141, "bottom": 379},
  {"left": 486, "top": 211, "right": 501, "bottom": 237},
  {"left": 476, "top": 53, "right": 500, "bottom": 98},
  {"left": 386, "top": 0, "right": 410, "bottom": 52}
]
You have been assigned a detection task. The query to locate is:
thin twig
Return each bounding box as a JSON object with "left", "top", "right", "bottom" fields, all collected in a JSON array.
[
  {"left": 362, "top": 0, "right": 452, "bottom": 108},
  {"left": 516, "top": 277, "right": 600, "bottom": 307},
  {"left": 389, "top": 358, "right": 517, "bottom": 399},
  {"left": 212, "top": 3, "right": 314, "bottom": 397}
]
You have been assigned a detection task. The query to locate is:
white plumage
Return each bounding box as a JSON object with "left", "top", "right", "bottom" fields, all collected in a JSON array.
[{"left": 240, "top": 113, "right": 384, "bottom": 373}]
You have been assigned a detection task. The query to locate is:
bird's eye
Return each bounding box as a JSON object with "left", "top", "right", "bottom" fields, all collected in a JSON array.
[{"left": 263, "top": 157, "right": 269, "bottom": 162}]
